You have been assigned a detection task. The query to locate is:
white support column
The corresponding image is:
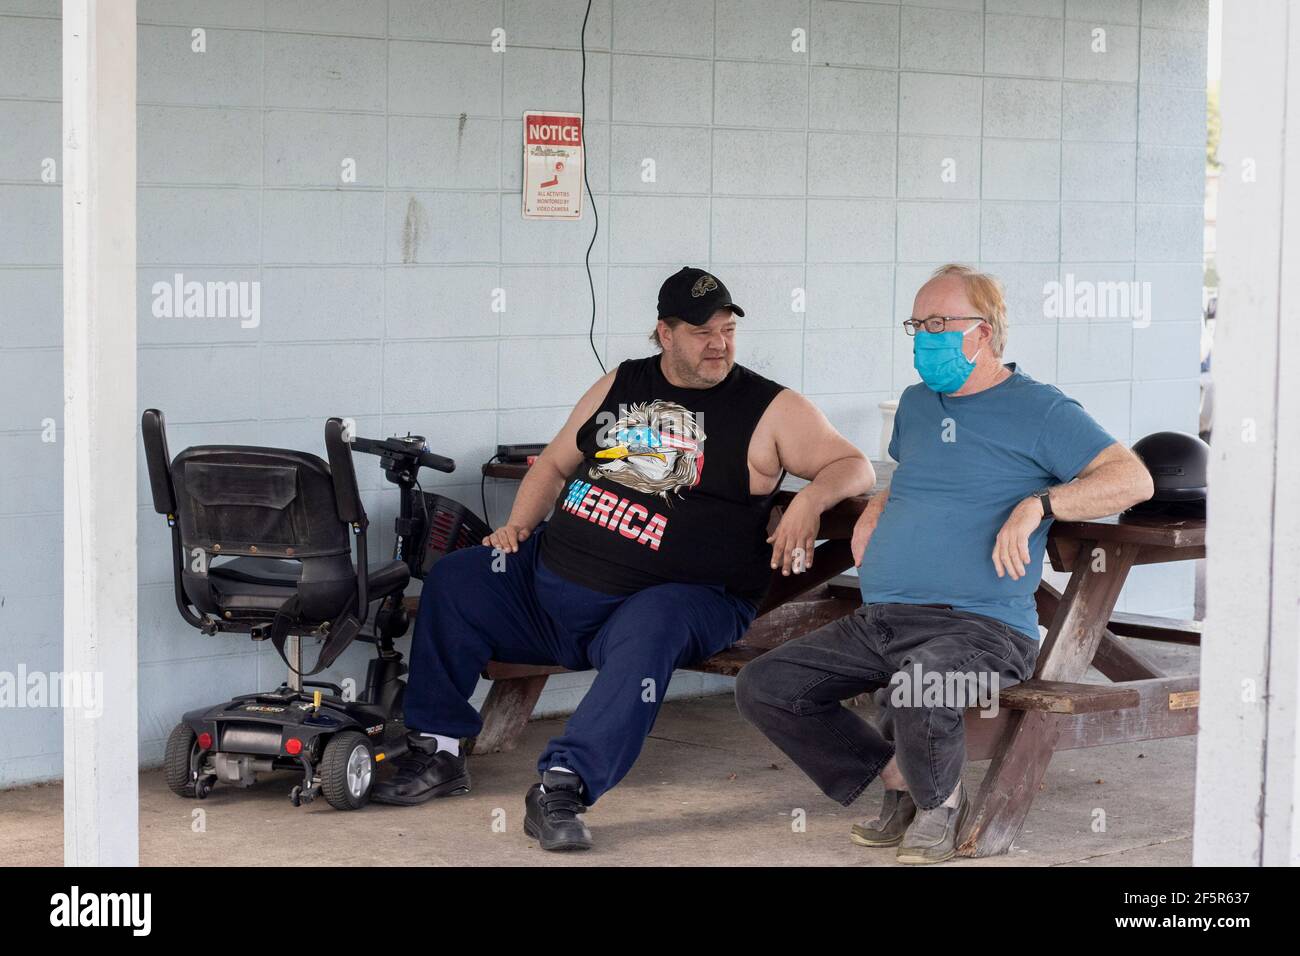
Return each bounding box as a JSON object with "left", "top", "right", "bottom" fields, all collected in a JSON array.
[
  {"left": 62, "top": 0, "right": 139, "bottom": 866},
  {"left": 1195, "top": 0, "right": 1300, "bottom": 866}
]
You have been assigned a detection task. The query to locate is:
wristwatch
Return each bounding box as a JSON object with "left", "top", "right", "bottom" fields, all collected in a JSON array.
[{"left": 1032, "top": 488, "right": 1054, "bottom": 520}]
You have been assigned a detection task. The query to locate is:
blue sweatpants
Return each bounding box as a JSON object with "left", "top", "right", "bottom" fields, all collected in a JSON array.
[{"left": 402, "top": 523, "right": 758, "bottom": 804}]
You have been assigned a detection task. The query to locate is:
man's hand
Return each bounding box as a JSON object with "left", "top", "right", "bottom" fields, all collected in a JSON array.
[
  {"left": 851, "top": 510, "right": 878, "bottom": 567},
  {"left": 767, "top": 493, "right": 821, "bottom": 576},
  {"left": 484, "top": 524, "right": 531, "bottom": 554},
  {"left": 992, "top": 497, "right": 1043, "bottom": 580}
]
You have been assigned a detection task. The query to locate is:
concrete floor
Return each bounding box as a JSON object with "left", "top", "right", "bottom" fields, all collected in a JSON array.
[{"left": 1, "top": 685, "right": 1195, "bottom": 867}]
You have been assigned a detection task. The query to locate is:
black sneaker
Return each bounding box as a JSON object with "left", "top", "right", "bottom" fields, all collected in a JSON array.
[
  {"left": 370, "top": 733, "right": 470, "bottom": 806},
  {"left": 524, "top": 770, "right": 593, "bottom": 851}
]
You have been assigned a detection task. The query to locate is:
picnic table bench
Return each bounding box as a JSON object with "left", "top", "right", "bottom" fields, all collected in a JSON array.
[{"left": 404, "top": 458, "right": 1204, "bottom": 857}]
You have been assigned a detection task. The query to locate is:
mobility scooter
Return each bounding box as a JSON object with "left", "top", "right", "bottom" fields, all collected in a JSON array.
[{"left": 142, "top": 409, "right": 490, "bottom": 809}]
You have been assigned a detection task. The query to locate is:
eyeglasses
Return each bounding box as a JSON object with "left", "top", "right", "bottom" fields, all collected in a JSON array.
[{"left": 903, "top": 316, "right": 986, "bottom": 335}]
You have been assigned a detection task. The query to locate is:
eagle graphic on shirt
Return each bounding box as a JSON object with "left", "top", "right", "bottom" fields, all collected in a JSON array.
[{"left": 590, "top": 400, "right": 705, "bottom": 499}]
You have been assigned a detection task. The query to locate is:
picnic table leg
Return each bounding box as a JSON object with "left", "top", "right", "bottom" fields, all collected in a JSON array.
[
  {"left": 1039, "top": 578, "right": 1164, "bottom": 681},
  {"left": 468, "top": 674, "right": 549, "bottom": 755},
  {"left": 958, "top": 540, "right": 1137, "bottom": 857}
]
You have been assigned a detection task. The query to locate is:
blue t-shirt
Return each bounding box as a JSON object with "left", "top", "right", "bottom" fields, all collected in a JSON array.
[{"left": 859, "top": 364, "right": 1116, "bottom": 639}]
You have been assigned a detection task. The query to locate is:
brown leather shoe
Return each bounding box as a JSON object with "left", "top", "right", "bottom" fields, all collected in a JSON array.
[{"left": 850, "top": 789, "right": 917, "bottom": 847}]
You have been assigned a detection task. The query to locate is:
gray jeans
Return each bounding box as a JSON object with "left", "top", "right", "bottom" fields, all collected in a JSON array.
[{"left": 735, "top": 602, "right": 1039, "bottom": 811}]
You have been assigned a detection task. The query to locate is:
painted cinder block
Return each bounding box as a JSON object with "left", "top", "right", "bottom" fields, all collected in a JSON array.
[
  {"left": 381, "top": 339, "right": 499, "bottom": 414},
  {"left": 608, "top": 194, "right": 709, "bottom": 264},
  {"left": 715, "top": 0, "right": 810, "bottom": 62},
  {"left": 981, "top": 201, "right": 1061, "bottom": 262},
  {"left": 0, "top": 100, "right": 58, "bottom": 181},
  {"left": 1062, "top": 141, "right": 1137, "bottom": 201},
  {"left": 807, "top": 199, "right": 897, "bottom": 264},
  {"left": 714, "top": 129, "right": 808, "bottom": 196},
  {"left": 499, "top": 264, "right": 610, "bottom": 337},
  {"left": 138, "top": 186, "right": 261, "bottom": 265},
  {"left": 901, "top": 4, "right": 983, "bottom": 73},
  {"left": 712, "top": 197, "right": 807, "bottom": 263},
  {"left": 811, "top": 0, "right": 901, "bottom": 69},
  {"left": 0, "top": 15, "right": 60, "bottom": 99},
  {"left": 264, "top": 111, "right": 387, "bottom": 188},
  {"left": 1064, "top": 20, "right": 1139, "bottom": 83},
  {"left": 810, "top": 67, "right": 899, "bottom": 133},
  {"left": 1137, "top": 84, "right": 1207, "bottom": 146},
  {"left": 264, "top": 35, "right": 386, "bottom": 112},
  {"left": 804, "top": 328, "right": 893, "bottom": 396},
  {"left": 897, "top": 200, "right": 980, "bottom": 263},
  {"left": 1058, "top": 321, "right": 1134, "bottom": 383},
  {"left": 715, "top": 60, "right": 809, "bottom": 129},
  {"left": 983, "top": 13, "right": 1064, "bottom": 78},
  {"left": 265, "top": 0, "right": 389, "bottom": 36},
  {"left": 1065, "top": 1, "right": 1140, "bottom": 27},
  {"left": 809, "top": 131, "right": 896, "bottom": 198},
  {"left": 506, "top": 0, "right": 612, "bottom": 50},
  {"left": 388, "top": 0, "right": 503, "bottom": 42},
  {"left": 0, "top": 185, "right": 59, "bottom": 265},
  {"left": 609, "top": 125, "right": 712, "bottom": 194},
  {"left": 1062, "top": 80, "right": 1136, "bottom": 141},
  {"left": 1141, "top": 27, "right": 1210, "bottom": 87},
  {"left": 898, "top": 135, "right": 979, "bottom": 200},
  {"left": 385, "top": 265, "right": 503, "bottom": 339},
  {"left": 1061, "top": 201, "right": 1137, "bottom": 261},
  {"left": 505, "top": 47, "right": 611, "bottom": 122},
  {"left": 612, "top": 54, "right": 712, "bottom": 125},
  {"left": 611, "top": 0, "right": 714, "bottom": 57},
  {"left": 389, "top": 115, "right": 499, "bottom": 191},
  {"left": 1136, "top": 203, "right": 1204, "bottom": 261},
  {"left": 265, "top": 189, "right": 386, "bottom": 265},
  {"left": 982, "top": 139, "right": 1062, "bottom": 201},
  {"left": 137, "top": 25, "right": 263, "bottom": 108},
  {"left": 139, "top": 106, "right": 262, "bottom": 187},
  {"left": 1136, "top": 144, "right": 1206, "bottom": 204},
  {"left": 1141, "top": 0, "right": 1209, "bottom": 33},
  {"left": 983, "top": 77, "right": 1063, "bottom": 139},
  {"left": 900, "top": 72, "right": 982, "bottom": 136},
  {"left": 385, "top": 191, "right": 501, "bottom": 265},
  {"left": 388, "top": 40, "right": 503, "bottom": 117}
]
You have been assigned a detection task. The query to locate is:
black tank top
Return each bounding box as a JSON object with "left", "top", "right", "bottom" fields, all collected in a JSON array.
[{"left": 538, "top": 355, "right": 787, "bottom": 604}]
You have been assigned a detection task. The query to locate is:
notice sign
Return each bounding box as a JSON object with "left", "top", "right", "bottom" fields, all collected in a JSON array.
[{"left": 522, "top": 111, "right": 584, "bottom": 220}]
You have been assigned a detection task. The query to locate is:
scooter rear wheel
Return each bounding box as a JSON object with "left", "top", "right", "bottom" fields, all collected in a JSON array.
[{"left": 164, "top": 722, "right": 198, "bottom": 798}]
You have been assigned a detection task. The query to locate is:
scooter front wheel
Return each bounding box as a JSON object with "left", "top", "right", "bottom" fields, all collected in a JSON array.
[{"left": 321, "top": 731, "right": 374, "bottom": 810}]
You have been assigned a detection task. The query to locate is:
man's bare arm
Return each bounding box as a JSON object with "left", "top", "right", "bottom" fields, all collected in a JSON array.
[
  {"left": 760, "top": 390, "right": 875, "bottom": 574},
  {"left": 992, "top": 442, "right": 1154, "bottom": 579},
  {"left": 852, "top": 486, "right": 888, "bottom": 567},
  {"left": 1042, "top": 442, "right": 1154, "bottom": 521},
  {"left": 485, "top": 369, "right": 615, "bottom": 552}
]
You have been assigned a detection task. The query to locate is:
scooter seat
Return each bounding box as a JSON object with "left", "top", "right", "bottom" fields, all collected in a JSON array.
[
  {"left": 207, "top": 557, "right": 411, "bottom": 618},
  {"left": 209, "top": 557, "right": 302, "bottom": 588}
]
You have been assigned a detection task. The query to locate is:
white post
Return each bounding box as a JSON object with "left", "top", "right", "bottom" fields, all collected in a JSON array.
[
  {"left": 62, "top": 0, "right": 139, "bottom": 866},
  {"left": 1195, "top": 0, "right": 1300, "bottom": 866}
]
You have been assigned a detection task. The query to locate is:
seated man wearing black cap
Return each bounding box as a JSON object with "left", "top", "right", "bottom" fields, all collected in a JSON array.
[{"left": 375, "top": 266, "right": 875, "bottom": 851}]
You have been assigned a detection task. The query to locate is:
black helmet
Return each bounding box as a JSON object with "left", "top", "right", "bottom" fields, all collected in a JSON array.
[{"left": 1130, "top": 431, "right": 1209, "bottom": 512}]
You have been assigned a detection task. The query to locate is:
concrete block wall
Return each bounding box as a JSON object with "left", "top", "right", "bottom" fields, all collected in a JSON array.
[{"left": 0, "top": 0, "right": 1207, "bottom": 786}]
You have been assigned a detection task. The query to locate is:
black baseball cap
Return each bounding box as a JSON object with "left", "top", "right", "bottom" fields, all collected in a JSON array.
[{"left": 657, "top": 267, "right": 745, "bottom": 326}]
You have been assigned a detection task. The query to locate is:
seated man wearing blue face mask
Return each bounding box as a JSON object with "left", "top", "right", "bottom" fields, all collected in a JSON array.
[{"left": 735, "top": 263, "right": 1153, "bottom": 864}]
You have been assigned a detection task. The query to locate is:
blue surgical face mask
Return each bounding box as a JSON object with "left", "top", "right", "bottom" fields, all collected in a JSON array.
[{"left": 913, "top": 324, "right": 982, "bottom": 394}]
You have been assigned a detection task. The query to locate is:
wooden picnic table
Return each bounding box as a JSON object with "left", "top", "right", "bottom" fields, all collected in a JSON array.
[{"left": 415, "top": 458, "right": 1204, "bottom": 857}]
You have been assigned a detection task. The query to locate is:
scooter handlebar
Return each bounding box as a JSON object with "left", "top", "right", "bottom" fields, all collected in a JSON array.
[
  {"left": 418, "top": 449, "right": 456, "bottom": 474},
  {"left": 349, "top": 434, "right": 456, "bottom": 474}
]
